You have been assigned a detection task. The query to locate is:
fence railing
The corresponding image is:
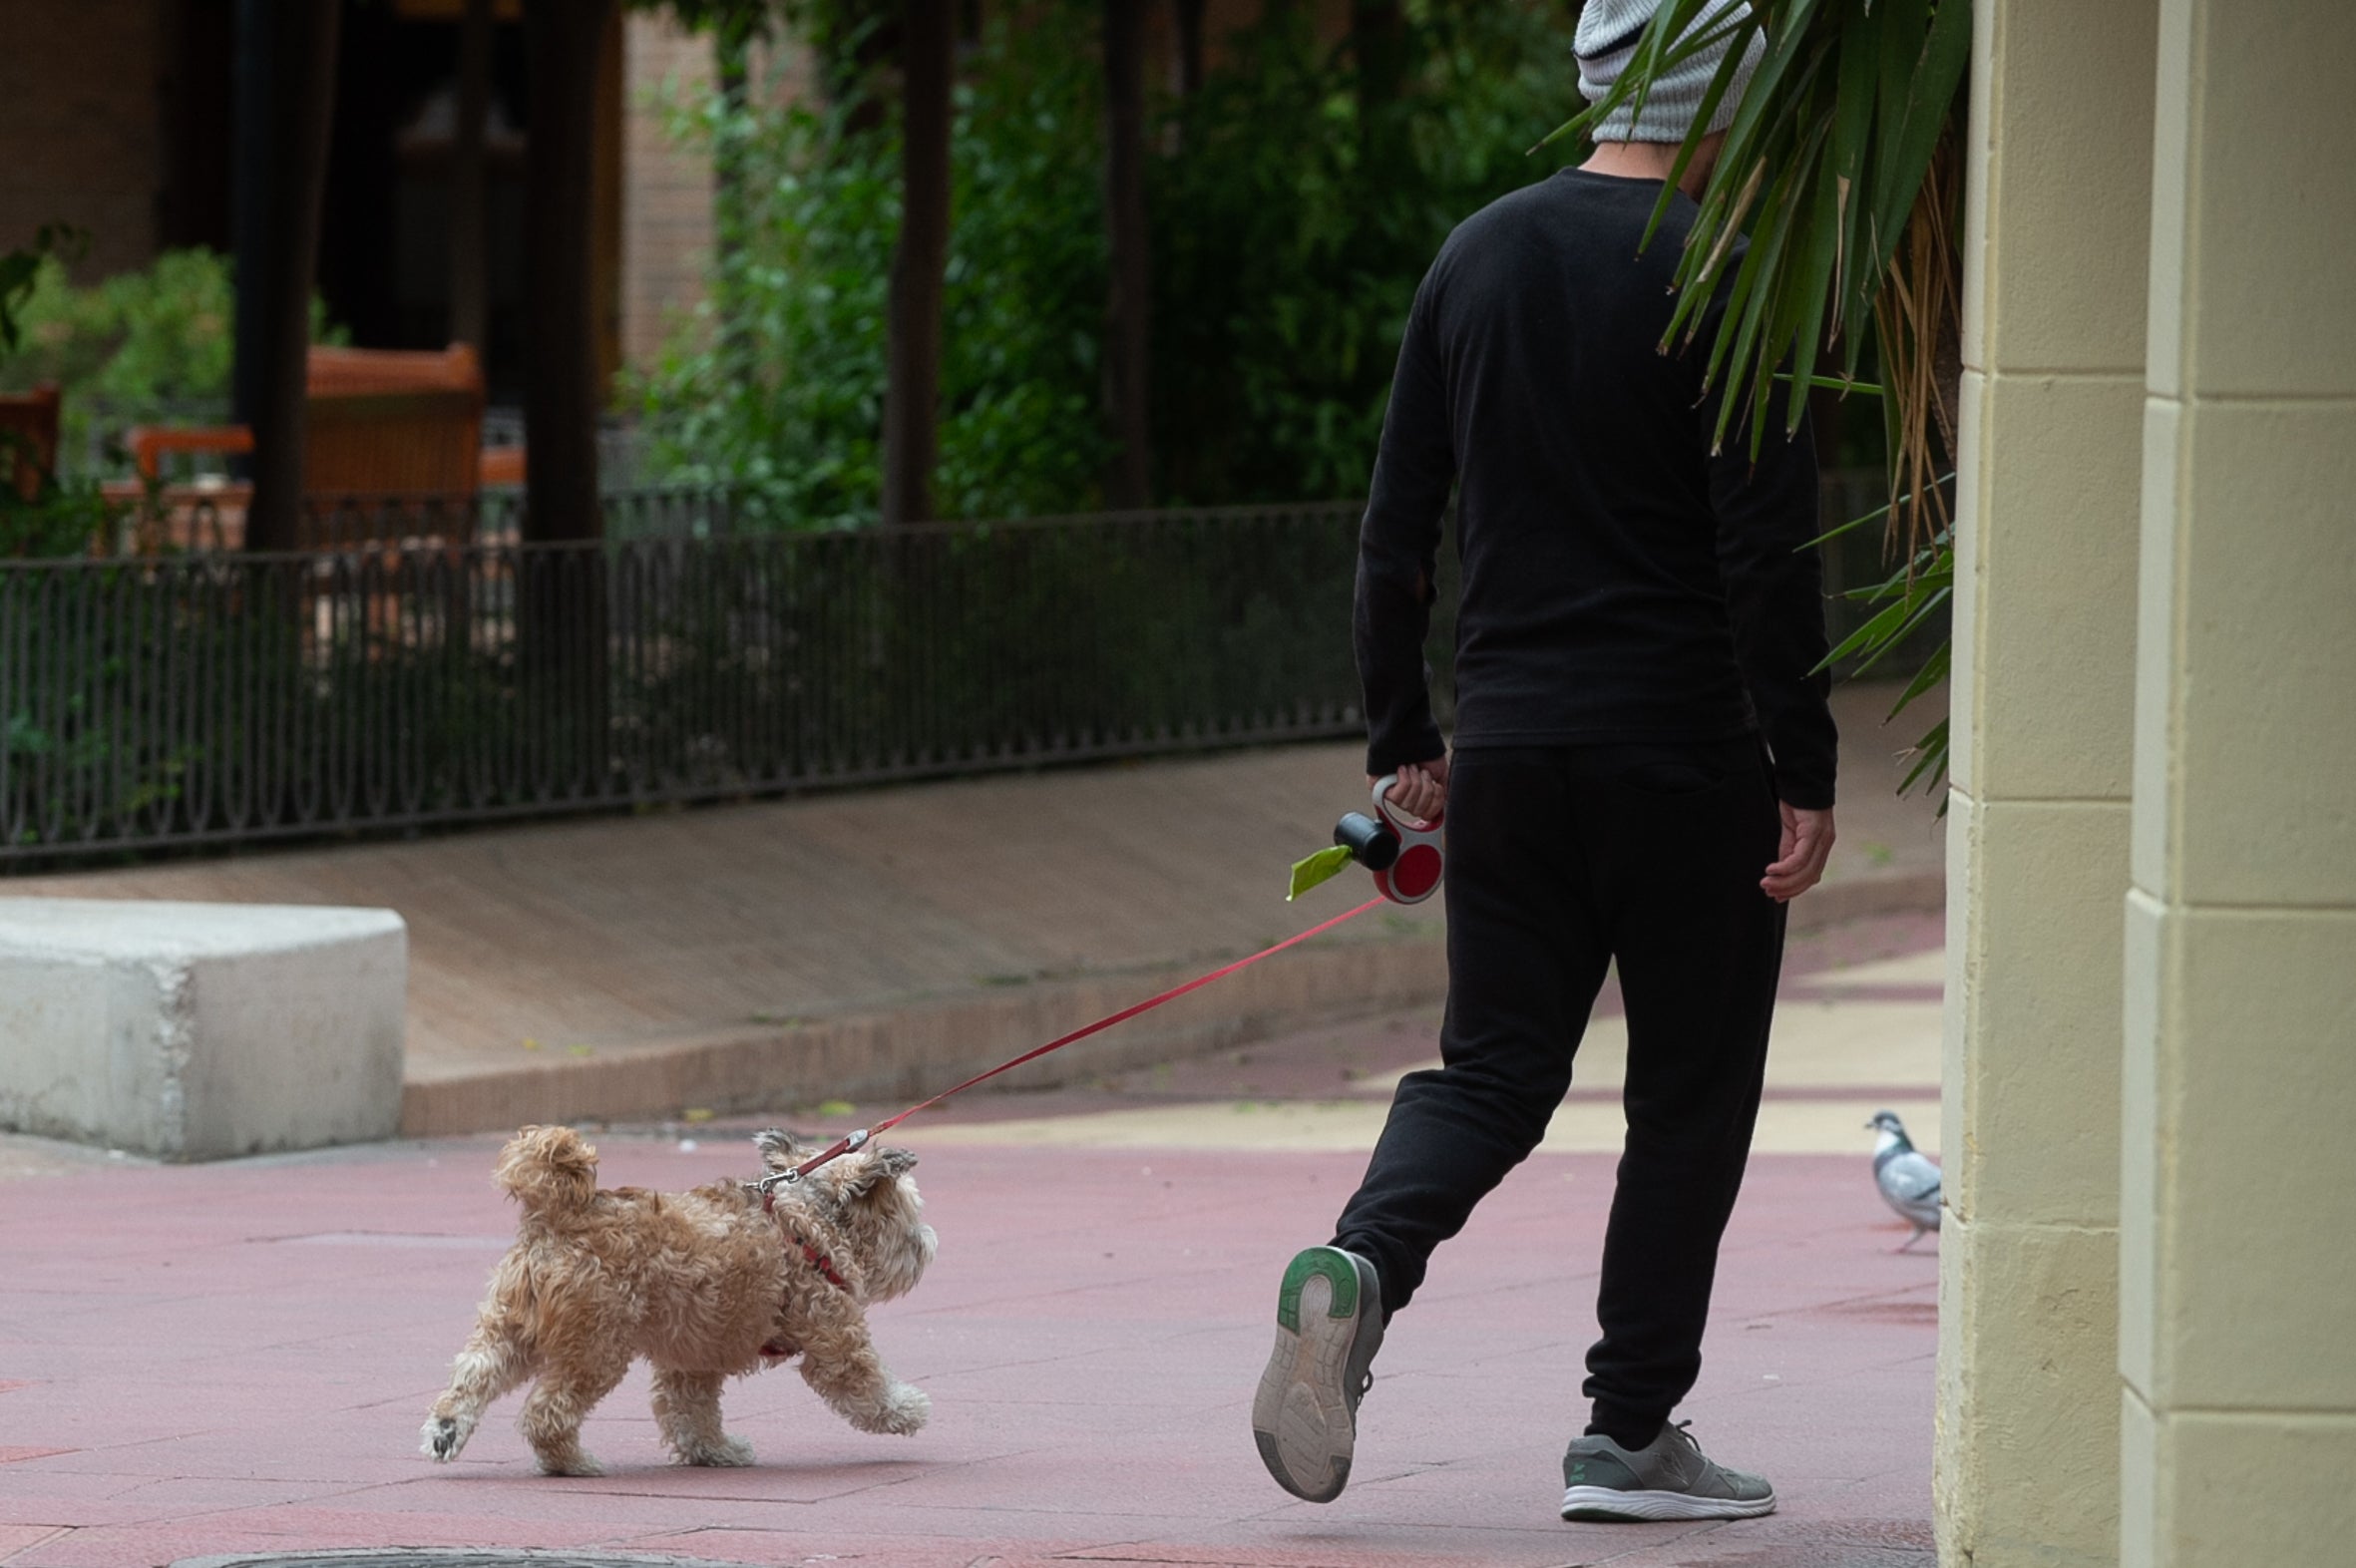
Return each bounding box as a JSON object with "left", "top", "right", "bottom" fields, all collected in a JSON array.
[
  {"left": 1, "top": 501, "right": 1368, "bottom": 861},
  {"left": 0, "top": 477, "right": 1929, "bottom": 865}
]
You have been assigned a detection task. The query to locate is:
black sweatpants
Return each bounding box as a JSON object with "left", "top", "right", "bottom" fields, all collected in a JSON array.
[{"left": 1331, "top": 738, "right": 1788, "bottom": 1448}]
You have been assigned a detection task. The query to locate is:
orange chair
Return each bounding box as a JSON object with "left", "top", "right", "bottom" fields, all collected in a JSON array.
[
  {"left": 120, "top": 344, "right": 525, "bottom": 550},
  {"left": 303, "top": 343, "right": 487, "bottom": 499}
]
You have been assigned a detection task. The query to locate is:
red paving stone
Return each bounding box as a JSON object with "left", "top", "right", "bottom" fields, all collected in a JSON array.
[{"left": 0, "top": 1128, "right": 1932, "bottom": 1567}]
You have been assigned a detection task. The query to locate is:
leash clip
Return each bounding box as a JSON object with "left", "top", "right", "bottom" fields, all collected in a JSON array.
[{"left": 747, "top": 1125, "right": 874, "bottom": 1199}]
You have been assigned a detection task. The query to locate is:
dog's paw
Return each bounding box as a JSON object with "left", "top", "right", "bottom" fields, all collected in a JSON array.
[
  {"left": 869, "top": 1382, "right": 929, "bottom": 1436},
  {"left": 536, "top": 1449, "right": 606, "bottom": 1477},
  {"left": 420, "top": 1414, "right": 467, "bottom": 1462},
  {"left": 674, "top": 1434, "right": 756, "bottom": 1467}
]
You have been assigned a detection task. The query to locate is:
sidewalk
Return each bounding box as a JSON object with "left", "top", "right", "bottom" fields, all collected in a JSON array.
[
  {"left": 0, "top": 1147, "right": 1935, "bottom": 1568},
  {"left": 9, "top": 682, "right": 1946, "bottom": 1139},
  {"left": 0, "top": 900, "right": 1943, "bottom": 1567}
]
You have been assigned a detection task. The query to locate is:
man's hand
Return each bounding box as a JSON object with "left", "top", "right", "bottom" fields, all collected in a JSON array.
[
  {"left": 1370, "top": 754, "right": 1449, "bottom": 827},
  {"left": 1763, "top": 803, "right": 1834, "bottom": 902}
]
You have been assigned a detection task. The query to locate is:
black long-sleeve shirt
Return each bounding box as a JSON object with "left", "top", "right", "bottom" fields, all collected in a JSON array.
[{"left": 1355, "top": 168, "right": 1838, "bottom": 809}]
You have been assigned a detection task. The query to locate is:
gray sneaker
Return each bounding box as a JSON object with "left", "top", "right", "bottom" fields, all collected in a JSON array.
[
  {"left": 1251, "top": 1245, "right": 1384, "bottom": 1503},
  {"left": 1560, "top": 1421, "right": 1777, "bottom": 1521}
]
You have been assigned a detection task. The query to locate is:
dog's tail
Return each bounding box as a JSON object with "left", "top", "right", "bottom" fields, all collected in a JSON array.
[{"left": 494, "top": 1124, "right": 599, "bottom": 1217}]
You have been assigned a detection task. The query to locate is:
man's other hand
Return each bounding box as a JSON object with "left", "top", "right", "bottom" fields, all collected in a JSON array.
[
  {"left": 1763, "top": 803, "right": 1834, "bottom": 902},
  {"left": 1370, "top": 755, "right": 1450, "bottom": 827}
]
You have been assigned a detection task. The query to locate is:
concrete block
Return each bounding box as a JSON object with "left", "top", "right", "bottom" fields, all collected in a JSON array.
[
  {"left": 1965, "top": 0, "right": 2157, "bottom": 375},
  {"left": 1936, "top": 1214, "right": 2120, "bottom": 1568},
  {"left": 1941, "top": 795, "right": 2128, "bottom": 1228},
  {"left": 1964, "top": 371, "right": 2145, "bottom": 801},
  {"left": 2170, "top": 404, "right": 2356, "bottom": 907},
  {"left": 1949, "top": 371, "right": 1985, "bottom": 799},
  {"left": 2131, "top": 396, "right": 2182, "bottom": 900},
  {"left": 2119, "top": 889, "right": 2163, "bottom": 1399},
  {"left": 2124, "top": 1402, "right": 2356, "bottom": 1568},
  {"left": 0, "top": 899, "right": 405, "bottom": 1161},
  {"left": 2168, "top": 2, "right": 2356, "bottom": 398},
  {"left": 2124, "top": 904, "right": 2356, "bottom": 1412}
]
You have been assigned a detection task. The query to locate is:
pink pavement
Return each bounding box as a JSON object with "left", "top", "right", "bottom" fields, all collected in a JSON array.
[{"left": 0, "top": 1133, "right": 1933, "bottom": 1568}]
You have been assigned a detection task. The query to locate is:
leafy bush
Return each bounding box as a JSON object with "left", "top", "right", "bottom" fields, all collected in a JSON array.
[
  {"left": 634, "top": 1, "right": 1588, "bottom": 527},
  {"left": 0, "top": 248, "right": 344, "bottom": 477},
  {"left": 1152, "top": 3, "right": 1587, "bottom": 505},
  {"left": 633, "top": 12, "right": 1109, "bottom": 530},
  {"left": 0, "top": 473, "right": 112, "bottom": 559}
]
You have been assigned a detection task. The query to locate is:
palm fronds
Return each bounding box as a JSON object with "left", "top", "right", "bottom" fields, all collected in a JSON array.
[{"left": 1539, "top": 0, "right": 1969, "bottom": 556}]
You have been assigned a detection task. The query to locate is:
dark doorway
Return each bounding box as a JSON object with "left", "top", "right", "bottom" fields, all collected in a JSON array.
[{"left": 315, "top": 0, "right": 532, "bottom": 399}]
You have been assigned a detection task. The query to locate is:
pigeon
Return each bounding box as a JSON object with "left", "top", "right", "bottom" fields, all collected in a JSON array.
[{"left": 1867, "top": 1109, "right": 1942, "bottom": 1252}]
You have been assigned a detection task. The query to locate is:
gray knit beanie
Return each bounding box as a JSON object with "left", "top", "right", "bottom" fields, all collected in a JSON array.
[{"left": 1575, "top": 0, "right": 1766, "bottom": 144}]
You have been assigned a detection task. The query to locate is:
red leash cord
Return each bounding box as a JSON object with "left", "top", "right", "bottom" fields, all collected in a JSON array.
[{"left": 765, "top": 895, "right": 1387, "bottom": 1187}]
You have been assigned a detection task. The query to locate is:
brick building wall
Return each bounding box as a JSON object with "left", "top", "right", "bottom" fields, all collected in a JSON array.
[
  {"left": 0, "top": 0, "right": 169, "bottom": 279},
  {"left": 619, "top": 12, "right": 717, "bottom": 373}
]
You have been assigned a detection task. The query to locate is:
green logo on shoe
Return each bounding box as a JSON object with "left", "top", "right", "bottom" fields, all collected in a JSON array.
[{"left": 1567, "top": 1462, "right": 1587, "bottom": 1484}]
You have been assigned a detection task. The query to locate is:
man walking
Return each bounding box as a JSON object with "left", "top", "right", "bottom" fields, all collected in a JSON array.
[{"left": 1250, "top": 0, "right": 1837, "bottom": 1522}]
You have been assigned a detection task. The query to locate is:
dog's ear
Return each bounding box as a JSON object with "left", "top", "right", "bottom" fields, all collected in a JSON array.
[
  {"left": 838, "top": 1145, "right": 919, "bottom": 1199},
  {"left": 753, "top": 1128, "right": 812, "bottom": 1170}
]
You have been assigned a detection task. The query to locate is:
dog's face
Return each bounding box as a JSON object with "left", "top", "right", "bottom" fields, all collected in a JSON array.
[{"left": 756, "top": 1130, "right": 938, "bottom": 1304}]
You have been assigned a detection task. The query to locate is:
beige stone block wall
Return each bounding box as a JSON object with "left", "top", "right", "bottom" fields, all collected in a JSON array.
[
  {"left": 2123, "top": 3, "right": 2356, "bottom": 1564},
  {"left": 1939, "top": 1, "right": 2156, "bottom": 1564}
]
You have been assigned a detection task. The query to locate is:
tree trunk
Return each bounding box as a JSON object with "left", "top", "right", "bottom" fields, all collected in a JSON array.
[
  {"left": 522, "top": 0, "right": 613, "bottom": 790},
  {"left": 713, "top": 20, "right": 750, "bottom": 250},
  {"left": 523, "top": 0, "right": 610, "bottom": 545},
  {"left": 230, "top": 0, "right": 340, "bottom": 555},
  {"left": 448, "top": 0, "right": 493, "bottom": 352},
  {"left": 1100, "top": 0, "right": 1151, "bottom": 509},
  {"left": 712, "top": 19, "right": 751, "bottom": 374},
  {"left": 1352, "top": 0, "right": 1407, "bottom": 167},
  {"left": 1174, "top": 0, "right": 1206, "bottom": 98},
  {"left": 879, "top": 0, "right": 955, "bottom": 526}
]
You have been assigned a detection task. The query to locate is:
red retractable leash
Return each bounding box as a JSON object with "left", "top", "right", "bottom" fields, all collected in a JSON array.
[
  {"left": 1334, "top": 775, "right": 1446, "bottom": 905},
  {"left": 757, "top": 775, "right": 1445, "bottom": 1193}
]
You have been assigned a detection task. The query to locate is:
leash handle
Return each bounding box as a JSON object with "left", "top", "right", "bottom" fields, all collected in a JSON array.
[
  {"left": 1369, "top": 775, "right": 1444, "bottom": 906},
  {"left": 777, "top": 895, "right": 1385, "bottom": 1184}
]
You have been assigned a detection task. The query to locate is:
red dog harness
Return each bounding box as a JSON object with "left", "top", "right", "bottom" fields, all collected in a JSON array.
[{"left": 757, "top": 1230, "right": 852, "bottom": 1361}]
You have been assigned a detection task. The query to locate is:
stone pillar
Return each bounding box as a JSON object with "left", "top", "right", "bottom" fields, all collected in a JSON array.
[
  {"left": 2122, "top": 5, "right": 2356, "bottom": 1564},
  {"left": 1937, "top": 4, "right": 2156, "bottom": 1564}
]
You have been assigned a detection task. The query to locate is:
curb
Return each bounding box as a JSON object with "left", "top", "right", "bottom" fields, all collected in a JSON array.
[{"left": 398, "top": 867, "right": 1944, "bottom": 1138}]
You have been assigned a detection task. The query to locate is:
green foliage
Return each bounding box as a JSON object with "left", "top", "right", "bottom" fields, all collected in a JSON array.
[
  {"left": 1544, "top": 0, "right": 1968, "bottom": 460},
  {"left": 634, "top": 11, "right": 1110, "bottom": 528},
  {"left": 0, "top": 472, "right": 111, "bottom": 560},
  {"left": 1, "top": 250, "right": 234, "bottom": 413},
  {"left": 1153, "top": 2, "right": 1587, "bottom": 505},
  {"left": 631, "top": 96, "right": 894, "bottom": 529},
  {"left": 0, "top": 247, "right": 346, "bottom": 477},
  {"left": 0, "top": 225, "right": 84, "bottom": 363},
  {"left": 634, "top": 0, "right": 1589, "bottom": 527}
]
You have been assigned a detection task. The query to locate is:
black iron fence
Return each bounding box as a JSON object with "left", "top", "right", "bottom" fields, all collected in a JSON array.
[
  {"left": 1, "top": 478, "right": 1926, "bottom": 865},
  {"left": 1, "top": 500, "right": 1367, "bottom": 861}
]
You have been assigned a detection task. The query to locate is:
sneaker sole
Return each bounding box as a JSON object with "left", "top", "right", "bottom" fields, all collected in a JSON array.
[
  {"left": 1251, "top": 1247, "right": 1379, "bottom": 1504},
  {"left": 1560, "top": 1484, "right": 1777, "bottom": 1522}
]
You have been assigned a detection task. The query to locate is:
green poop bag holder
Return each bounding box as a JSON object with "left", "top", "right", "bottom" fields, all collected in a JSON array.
[{"left": 1288, "top": 774, "right": 1444, "bottom": 905}]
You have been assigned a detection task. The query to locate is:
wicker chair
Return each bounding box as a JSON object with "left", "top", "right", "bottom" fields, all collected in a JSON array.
[{"left": 121, "top": 344, "right": 524, "bottom": 551}]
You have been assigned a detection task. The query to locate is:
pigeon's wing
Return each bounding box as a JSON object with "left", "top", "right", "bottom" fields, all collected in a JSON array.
[{"left": 1881, "top": 1150, "right": 1943, "bottom": 1207}]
